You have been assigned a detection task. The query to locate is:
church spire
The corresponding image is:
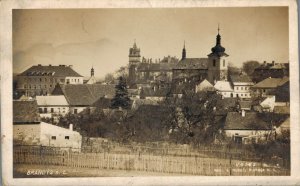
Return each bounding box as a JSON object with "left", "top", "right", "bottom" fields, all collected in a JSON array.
[
  {"left": 182, "top": 40, "right": 186, "bottom": 60},
  {"left": 91, "top": 66, "right": 94, "bottom": 77},
  {"left": 216, "top": 24, "right": 221, "bottom": 45}
]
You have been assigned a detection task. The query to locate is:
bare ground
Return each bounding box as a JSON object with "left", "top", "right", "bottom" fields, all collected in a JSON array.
[{"left": 14, "top": 164, "right": 189, "bottom": 177}]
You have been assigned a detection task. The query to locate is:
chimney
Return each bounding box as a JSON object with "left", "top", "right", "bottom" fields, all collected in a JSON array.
[
  {"left": 69, "top": 124, "right": 73, "bottom": 131},
  {"left": 263, "top": 61, "right": 266, "bottom": 65},
  {"left": 272, "top": 61, "right": 275, "bottom": 66},
  {"left": 241, "top": 109, "right": 245, "bottom": 117}
]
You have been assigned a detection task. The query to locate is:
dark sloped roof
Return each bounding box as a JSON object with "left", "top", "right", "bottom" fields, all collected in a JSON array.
[
  {"left": 252, "top": 77, "right": 289, "bottom": 88},
  {"left": 19, "top": 65, "right": 83, "bottom": 77},
  {"left": 224, "top": 112, "right": 271, "bottom": 130},
  {"left": 239, "top": 101, "right": 252, "bottom": 109},
  {"left": 52, "top": 84, "right": 115, "bottom": 106},
  {"left": 13, "top": 100, "right": 40, "bottom": 123},
  {"left": 216, "top": 98, "right": 238, "bottom": 110},
  {"left": 174, "top": 58, "right": 208, "bottom": 70},
  {"left": 137, "top": 62, "right": 176, "bottom": 72},
  {"left": 143, "top": 87, "right": 170, "bottom": 97},
  {"left": 230, "top": 74, "right": 252, "bottom": 83},
  {"left": 92, "top": 97, "right": 112, "bottom": 108}
]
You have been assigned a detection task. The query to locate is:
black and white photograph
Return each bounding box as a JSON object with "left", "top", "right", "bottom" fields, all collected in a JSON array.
[{"left": 1, "top": 0, "right": 299, "bottom": 185}]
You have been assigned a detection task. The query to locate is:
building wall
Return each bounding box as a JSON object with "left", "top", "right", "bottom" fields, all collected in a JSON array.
[
  {"left": 13, "top": 124, "right": 41, "bottom": 145},
  {"left": 13, "top": 122, "right": 82, "bottom": 150},
  {"left": 207, "top": 56, "right": 228, "bottom": 83},
  {"left": 38, "top": 106, "right": 69, "bottom": 116},
  {"left": 17, "top": 76, "right": 83, "bottom": 97},
  {"left": 40, "top": 122, "right": 82, "bottom": 150},
  {"left": 225, "top": 129, "right": 271, "bottom": 144}
]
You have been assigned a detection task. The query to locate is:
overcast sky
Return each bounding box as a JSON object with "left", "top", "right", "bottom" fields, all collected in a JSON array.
[{"left": 13, "top": 7, "right": 288, "bottom": 79}]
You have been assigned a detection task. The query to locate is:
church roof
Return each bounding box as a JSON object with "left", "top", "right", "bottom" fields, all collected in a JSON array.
[
  {"left": 86, "top": 76, "right": 97, "bottom": 84},
  {"left": 19, "top": 65, "right": 83, "bottom": 77},
  {"left": 137, "top": 62, "right": 175, "bottom": 72},
  {"left": 173, "top": 58, "right": 208, "bottom": 70}
]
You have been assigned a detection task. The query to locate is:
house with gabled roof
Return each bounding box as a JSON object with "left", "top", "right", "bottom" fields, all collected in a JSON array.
[
  {"left": 16, "top": 64, "right": 83, "bottom": 97},
  {"left": 36, "top": 95, "right": 69, "bottom": 118},
  {"left": 224, "top": 111, "right": 272, "bottom": 144},
  {"left": 195, "top": 79, "right": 215, "bottom": 93},
  {"left": 52, "top": 83, "right": 115, "bottom": 114},
  {"left": 229, "top": 74, "right": 254, "bottom": 99},
  {"left": 13, "top": 100, "right": 82, "bottom": 150},
  {"left": 214, "top": 81, "right": 233, "bottom": 98},
  {"left": 251, "top": 76, "right": 289, "bottom": 97}
]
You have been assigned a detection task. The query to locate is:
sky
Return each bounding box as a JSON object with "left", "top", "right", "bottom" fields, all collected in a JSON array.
[{"left": 13, "top": 7, "right": 288, "bottom": 79}]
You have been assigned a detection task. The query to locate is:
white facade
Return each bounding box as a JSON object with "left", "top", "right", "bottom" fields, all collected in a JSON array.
[
  {"left": 232, "top": 82, "right": 254, "bottom": 98},
  {"left": 225, "top": 129, "right": 271, "bottom": 144},
  {"left": 65, "top": 76, "right": 84, "bottom": 84},
  {"left": 260, "top": 96, "right": 276, "bottom": 112},
  {"left": 214, "top": 81, "right": 233, "bottom": 98},
  {"left": 36, "top": 95, "right": 69, "bottom": 116},
  {"left": 13, "top": 122, "right": 82, "bottom": 151}
]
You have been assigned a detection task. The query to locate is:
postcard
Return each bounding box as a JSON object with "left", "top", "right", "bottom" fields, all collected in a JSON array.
[{"left": 1, "top": 0, "right": 299, "bottom": 185}]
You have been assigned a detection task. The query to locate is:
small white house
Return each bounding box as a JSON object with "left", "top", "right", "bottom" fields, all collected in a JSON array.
[
  {"left": 229, "top": 74, "right": 254, "bottom": 99},
  {"left": 36, "top": 95, "right": 69, "bottom": 117},
  {"left": 14, "top": 122, "right": 82, "bottom": 151},
  {"left": 13, "top": 100, "right": 82, "bottom": 151},
  {"left": 214, "top": 81, "right": 233, "bottom": 98},
  {"left": 195, "top": 79, "right": 215, "bottom": 93}
]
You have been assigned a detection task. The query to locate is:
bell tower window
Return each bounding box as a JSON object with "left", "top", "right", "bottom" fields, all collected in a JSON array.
[{"left": 213, "top": 59, "right": 216, "bottom": 67}]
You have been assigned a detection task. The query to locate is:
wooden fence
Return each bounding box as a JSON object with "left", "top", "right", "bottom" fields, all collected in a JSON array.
[{"left": 14, "top": 146, "right": 289, "bottom": 176}]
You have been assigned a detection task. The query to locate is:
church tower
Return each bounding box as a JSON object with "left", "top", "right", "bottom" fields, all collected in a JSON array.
[
  {"left": 128, "top": 40, "right": 141, "bottom": 86},
  {"left": 86, "top": 66, "right": 97, "bottom": 84},
  {"left": 207, "top": 25, "right": 229, "bottom": 84}
]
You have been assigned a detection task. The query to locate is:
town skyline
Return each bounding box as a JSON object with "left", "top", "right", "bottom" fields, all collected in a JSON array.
[{"left": 13, "top": 7, "right": 288, "bottom": 79}]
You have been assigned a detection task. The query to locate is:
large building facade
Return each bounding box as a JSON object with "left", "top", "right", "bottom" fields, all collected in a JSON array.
[{"left": 15, "top": 64, "right": 84, "bottom": 97}]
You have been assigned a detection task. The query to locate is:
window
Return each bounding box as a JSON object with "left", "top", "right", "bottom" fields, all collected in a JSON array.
[
  {"left": 24, "top": 85, "right": 27, "bottom": 89},
  {"left": 74, "top": 109, "right": 78, "bottom": 114},
  {"left": 223, "top": 59, "right": 225, "bottom": 67},
  {"left": 236, "top": 87, "right": 239, "bottom": 90},
  {"left": 213, "top": 59, "right": 216, "bottom": 67},
  {"left": 44, "top": 85, "right": 47, "bottom": 88},
  {"left": 51, "top": 108, "right": 54, "bottom": 113},
  {"left": 39, "top": 108, "right": 43, "bottom": 113},
  {"left": 241, "top": 94, "right": 243, "bottom": 96},
  {"left": 44, "top": 108, "right": 47, "bottom": 113},
  {"left": 40, "top": 78, "right": 42, "bottom": 82},
  {"left": 51, "top": 136, "right": 56, "bottom": 140},
  {"left": 241, "top": 87, "right": 243, "bottom": 90},
  {"left": 65, "top": 136, "right": 70, "bottom": 140}
]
